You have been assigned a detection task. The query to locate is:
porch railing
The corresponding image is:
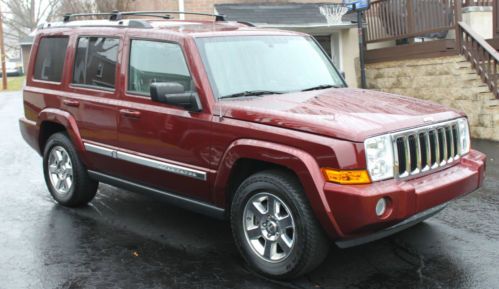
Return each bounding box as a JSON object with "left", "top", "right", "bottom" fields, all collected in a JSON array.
[
  {"left": 365, "top": 0, "right": 461, "bottom": 43},
  {"left": 365, "top": 0, "right": 494, "bottom": 44},
  {"left": 458, "top": 21, "right": 499, "bottom": 99}
]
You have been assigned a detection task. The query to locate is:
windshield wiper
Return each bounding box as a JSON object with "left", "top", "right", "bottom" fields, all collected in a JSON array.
[
  {"left": 219, "top": 90, "right": 283, "bottom": 100},
  {"left": 301, "top": 84, "right": 342, "bottom": 92}
]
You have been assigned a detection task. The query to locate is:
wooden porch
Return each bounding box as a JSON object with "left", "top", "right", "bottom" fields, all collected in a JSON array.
[{"left": 364, "top": 0, "right": 499, "bottom": 98}]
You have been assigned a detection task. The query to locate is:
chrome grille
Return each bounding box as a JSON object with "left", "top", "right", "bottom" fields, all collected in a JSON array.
[{"left": 393, "top": 120, "right": 462, "bottom": 179}]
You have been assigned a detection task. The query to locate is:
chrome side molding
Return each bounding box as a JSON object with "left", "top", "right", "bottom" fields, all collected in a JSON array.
[
  {"left": 84, "top": 143, "right": 207, "bottom": 181},
  {"left": 87, "top": 170, "right": 224, "bottom": 219}
]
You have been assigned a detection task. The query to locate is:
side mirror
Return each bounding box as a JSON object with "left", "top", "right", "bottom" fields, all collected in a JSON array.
[
  {"left": 340, "top": 71, "right": 346, "bottom": 79},
  {"left": 150, "top": 82, "right": 203, "bottom": 112}
]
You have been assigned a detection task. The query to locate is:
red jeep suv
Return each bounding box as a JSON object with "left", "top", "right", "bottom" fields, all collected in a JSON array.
[{"left": 19, "top": 11, "right": 486, "bottom": 279}]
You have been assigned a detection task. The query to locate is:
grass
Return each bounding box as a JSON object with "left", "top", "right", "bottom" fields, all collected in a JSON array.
[{"left": 0, "top": 75, "right": 26, "bottom": 92}]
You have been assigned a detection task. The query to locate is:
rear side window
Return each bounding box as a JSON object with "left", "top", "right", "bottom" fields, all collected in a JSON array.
[
  {"left": 128, "top": 40, "right": 192, "bottom": 95},
  {"left": 33, "top": 37, "right": 69, "bottom": 82},
  {"left": 73, "top": 37, "right": 119, "bottom": 89}
]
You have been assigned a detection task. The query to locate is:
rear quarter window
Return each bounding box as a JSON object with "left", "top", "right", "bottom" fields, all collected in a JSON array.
[{"left": 33, "top": 37, "right": 69, "bottom": 82}]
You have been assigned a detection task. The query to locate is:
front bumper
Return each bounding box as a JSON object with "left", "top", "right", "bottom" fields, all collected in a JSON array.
[
  {"left": 336, "top": 201, "right": 448, "bottom": 248},
  {"left": 324, "top": 149, "right": 486, "bottom": 241}
]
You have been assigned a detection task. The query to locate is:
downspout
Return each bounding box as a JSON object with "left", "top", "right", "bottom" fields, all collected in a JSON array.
[{"left": 178, "top": 0, "right": 185, "bottom": 20}]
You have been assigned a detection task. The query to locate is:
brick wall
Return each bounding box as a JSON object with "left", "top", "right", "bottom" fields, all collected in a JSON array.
[{"left": 128, "top": 0, "right": 178, "bottom": 12}]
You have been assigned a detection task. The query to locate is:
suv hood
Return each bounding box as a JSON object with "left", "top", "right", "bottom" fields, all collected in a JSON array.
[{"left": 217, "top": 88, "right": 463, "bottom": 142}]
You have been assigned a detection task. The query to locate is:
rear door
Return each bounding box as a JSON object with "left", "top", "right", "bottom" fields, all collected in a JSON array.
[
  {"left": 113, "top": 34, "right": 213, "bottom": 202},
  {"left": 65, "top": 33, "right": 123, "bottom": 173}
]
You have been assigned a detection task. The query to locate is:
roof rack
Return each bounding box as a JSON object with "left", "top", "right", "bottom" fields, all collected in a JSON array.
[
  {"left": 63, "top": 10, "right": 227, "bottom": 22},
  {"left": 236, "top": 21, "right": 255, "bottom": 27}
]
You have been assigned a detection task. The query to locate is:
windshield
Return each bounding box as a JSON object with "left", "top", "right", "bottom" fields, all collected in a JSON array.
[{"left": 195, "top": 35, "right": 345, "bottom": 99}]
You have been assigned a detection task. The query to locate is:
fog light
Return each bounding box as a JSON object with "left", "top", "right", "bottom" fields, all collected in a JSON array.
[{"left": 375, "top": 198, "right": 387, "bottom": 217}]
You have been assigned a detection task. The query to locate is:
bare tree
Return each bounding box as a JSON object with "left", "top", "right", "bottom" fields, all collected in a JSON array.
[
  {"left": 0, "top": 0, "right": 132, "bottom": 57},
  {"left": 0, "top": 0, "right": 64, "bottom": 57},
  {"left": 1, "top": 0, "right": 132, "bottom": 40},
  {"left": 1, "top": 0, "right": 62, "bottom": 40}
]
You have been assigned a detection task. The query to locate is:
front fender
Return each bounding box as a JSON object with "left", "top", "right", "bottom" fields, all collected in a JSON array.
[
  {"left": 37, "top": 108, "right": 86, "bottom": 157},
  {"left": 213, "top": 139, "right": 344, "bottom": 239}
]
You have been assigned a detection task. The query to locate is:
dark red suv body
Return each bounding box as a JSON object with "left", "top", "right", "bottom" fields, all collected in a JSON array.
[{"left": 19, "top": 16, "right": 486, "bottom": 279}]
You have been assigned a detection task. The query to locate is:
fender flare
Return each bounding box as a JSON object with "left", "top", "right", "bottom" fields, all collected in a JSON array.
[
  {"left": 37, "top": 108, "right": 86, "bottom": 157},
  {"left": 213, "top": 139, "right": 344, "bottom": 239}
]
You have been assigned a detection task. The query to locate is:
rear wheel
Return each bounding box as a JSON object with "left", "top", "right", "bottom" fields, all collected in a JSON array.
[
  {"left": 43, "top": 132, "right": 98, "bottom": 207},
  {"left": 230, "top": 170, "right": 329, "bottom": 279}
]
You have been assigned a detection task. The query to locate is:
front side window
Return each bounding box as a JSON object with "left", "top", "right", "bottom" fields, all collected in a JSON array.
[
  {"left": 33, "top": 37, "right": 69, "bottom": 82},
  {"left": 73, "top": 37, "right": 119, "bottom": 89},
  {"left": 128, "top": 40, "right": 192, "bottom": 95},
  {"left": 196, "top": 36, "right": 344, "bottom": 99}
]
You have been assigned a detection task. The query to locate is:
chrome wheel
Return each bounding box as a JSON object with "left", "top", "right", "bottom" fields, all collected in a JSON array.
[
  {"left": 47, "top": 146, "right": 73, "bottom": 196},
  {"left": 243, "top": 192, "right": 296, "bottom": 263}
]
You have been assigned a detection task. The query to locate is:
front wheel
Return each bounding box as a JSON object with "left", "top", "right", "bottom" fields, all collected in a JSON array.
[{"left": 230, "top": 170, "right": 329, "bottom": 279}]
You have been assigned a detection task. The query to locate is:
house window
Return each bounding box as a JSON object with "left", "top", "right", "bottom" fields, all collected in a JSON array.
[
  {"left": 314, "top": 33, "right": 342, "bottom": 70},
  {"left": 73, "top": 37, "right": 119, "bottom": 90},
  {"left": 33, "top": 37, "right": 69, "bottom": 82},
  {"left": 314, "top": 35, "right": 331, "bottom": 58}
]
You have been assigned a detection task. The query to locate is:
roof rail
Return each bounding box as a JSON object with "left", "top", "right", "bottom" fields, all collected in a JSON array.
[
  {"left": 63, "top": 10, "right": 227, "bottom": 22},
  {"left": 237, "top": 21, "right": 255, "bottom": 27}
]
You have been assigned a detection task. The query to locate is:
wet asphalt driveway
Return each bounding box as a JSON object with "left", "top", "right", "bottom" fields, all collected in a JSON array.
[{"left": 1, "top": 91, "right": 498, "bottom": 289}]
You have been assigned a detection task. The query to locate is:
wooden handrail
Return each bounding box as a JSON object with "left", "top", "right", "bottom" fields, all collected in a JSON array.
[
  {"left": 459, "top": 22, "right": 499, "bottom": 61},
  {"left": 458, "top": 21, "right": 499, "bottom": 99}
]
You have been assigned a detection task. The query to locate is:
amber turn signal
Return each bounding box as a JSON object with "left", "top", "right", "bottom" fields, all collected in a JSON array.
[{"left": 321, "top": 168, "right": 371, "bottom": 185}]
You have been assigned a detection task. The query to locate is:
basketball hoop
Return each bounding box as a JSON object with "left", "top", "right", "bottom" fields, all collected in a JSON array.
[{"left": 319, "top": 5, "right": 348, "bottom": 26}]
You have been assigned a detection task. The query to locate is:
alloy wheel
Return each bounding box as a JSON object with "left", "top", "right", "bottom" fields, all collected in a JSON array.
[
  {"left": 47, "top": 146, "right": 74, "bottom": 196},
  {"left": 243, "top": 192, "right": 296, "bottom": 263}
]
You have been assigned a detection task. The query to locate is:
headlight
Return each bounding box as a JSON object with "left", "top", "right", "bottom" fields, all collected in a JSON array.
[
  {"left": 364, "top": 135, "right": 394, "bottom": 182},
  {"left": 457, "top": 118, "right": 470, "bottom": 155}
]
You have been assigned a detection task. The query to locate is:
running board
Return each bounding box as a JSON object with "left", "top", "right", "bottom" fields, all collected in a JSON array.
[{"left": 87, "top": 170, "right": 225, "bottom": 219}]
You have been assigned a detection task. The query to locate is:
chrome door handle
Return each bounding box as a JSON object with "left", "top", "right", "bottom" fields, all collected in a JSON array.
[
  {"left": 63, "top": 99, "right": 80, "bottom": 107},
  {"left": 119, "top": 109, "right": 141, "bottom": 119}
]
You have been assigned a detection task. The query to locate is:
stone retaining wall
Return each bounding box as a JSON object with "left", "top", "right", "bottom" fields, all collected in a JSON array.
[{"left": 366, "top": 55, "right": 499, "bottom": 141}]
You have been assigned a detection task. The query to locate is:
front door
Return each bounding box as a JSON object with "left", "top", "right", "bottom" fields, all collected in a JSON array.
[{"left": 114, "top": 37, "right": 213, "bottom": 202}]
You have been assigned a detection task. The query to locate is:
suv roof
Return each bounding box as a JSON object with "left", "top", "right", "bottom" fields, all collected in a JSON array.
[{"left": 37, "top": 11, "right": 304, "bottom": 38}]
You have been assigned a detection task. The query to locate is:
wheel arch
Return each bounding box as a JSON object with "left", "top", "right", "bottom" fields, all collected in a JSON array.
[
  {"left": 39, "top": 121, "right": 66, "bottom": 153},
  {"left": 225, "top": 158, "right": 297, "bottom": 207},
  {"left": 37, "top": 108, "right": 86, "bottom": 157},
  {"left": 213, "top": 139, "right": 343, "bottom": 239}
]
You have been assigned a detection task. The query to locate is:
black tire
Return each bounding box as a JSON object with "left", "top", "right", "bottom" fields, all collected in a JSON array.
[
  {"left": 230, "top": 170, "right": 329, "bottom": 280},
  {"left": 43, "top": 132, "right": 98, "bottom": 207}
]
